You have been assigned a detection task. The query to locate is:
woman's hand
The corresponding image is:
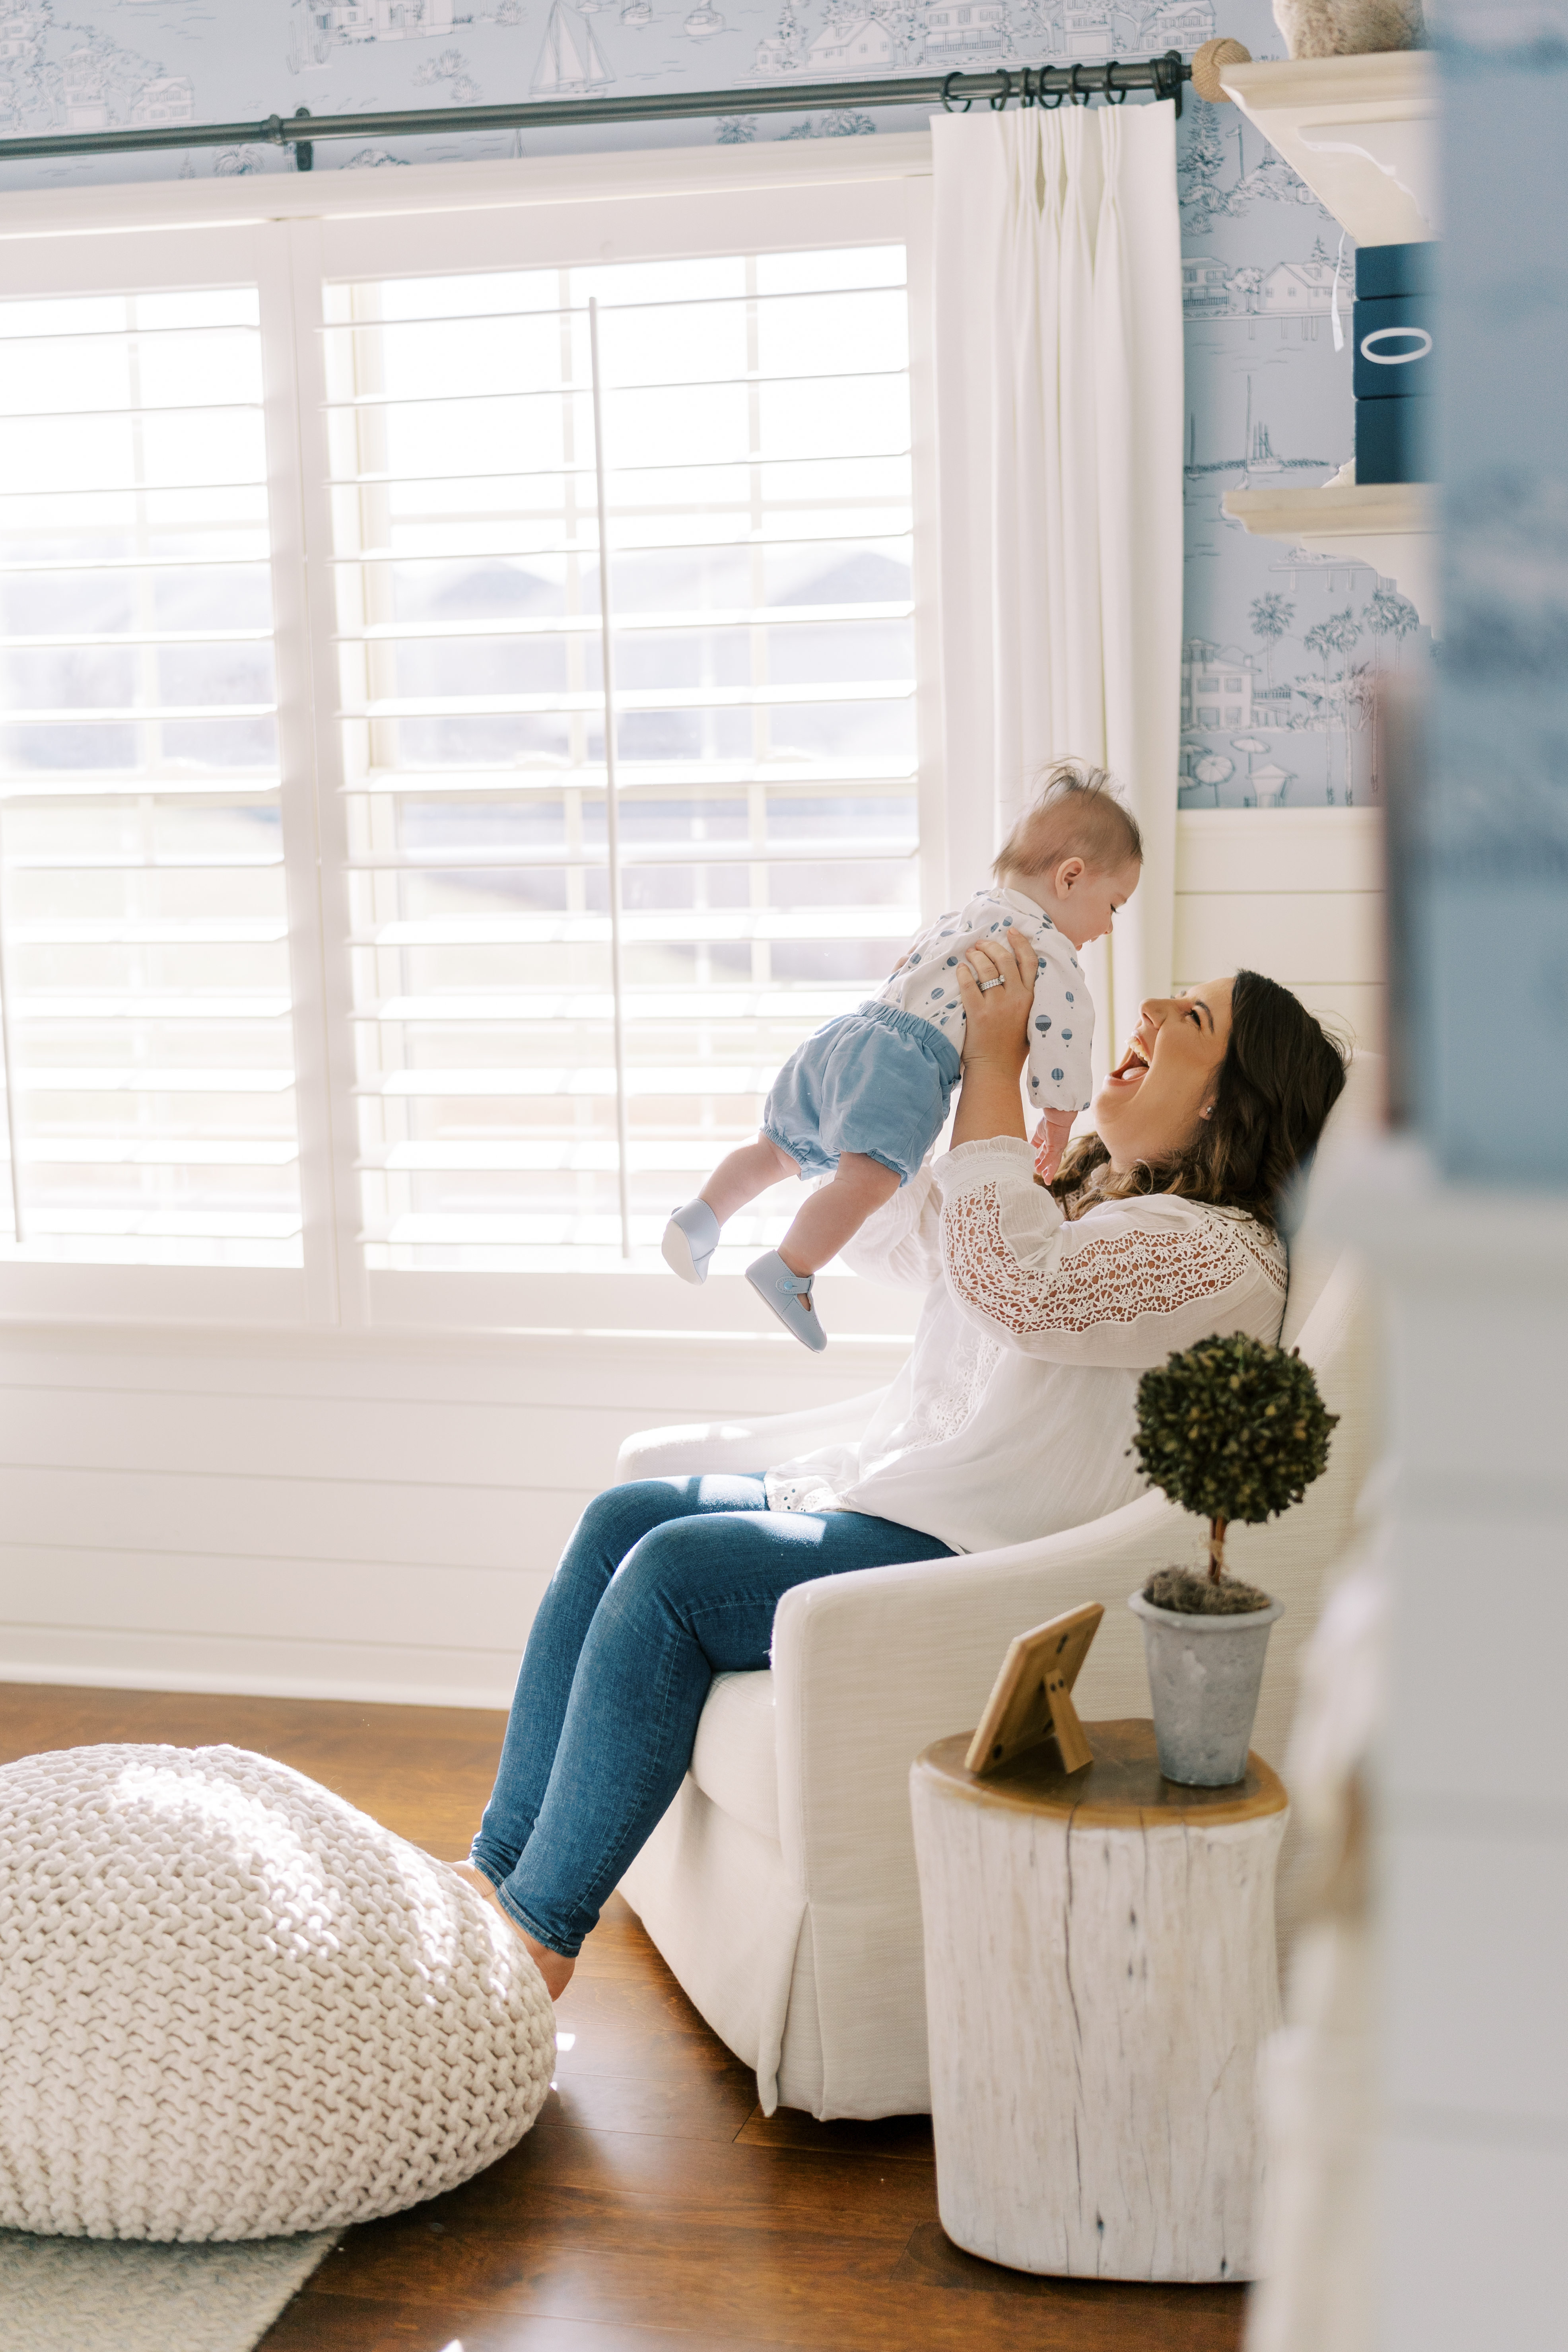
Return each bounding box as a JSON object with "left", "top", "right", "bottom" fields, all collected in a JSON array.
[
  {"left": 950, "top": 928, "right": 1038, "bottom": 1150},
  {"left": 956, "top": 928, "right": 1037, "bottom": 1072}
]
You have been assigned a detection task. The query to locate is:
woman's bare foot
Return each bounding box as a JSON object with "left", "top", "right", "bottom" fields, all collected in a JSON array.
[
  {"left": 520, "top": 1935, "right": 575, "bottom": 2001},
  {"left": 450, "top": 1860, "right": 577, "bottom": 2000}
]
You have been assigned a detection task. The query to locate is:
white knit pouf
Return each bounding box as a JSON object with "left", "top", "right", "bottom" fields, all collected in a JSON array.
[{"left": 0, "top": 1744, "right": 556, "bottom": 2240}]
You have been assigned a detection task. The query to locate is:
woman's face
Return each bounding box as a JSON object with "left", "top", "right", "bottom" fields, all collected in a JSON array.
[{"left": 1094, "top": 978, "right": 1235, "bottom": 1171}]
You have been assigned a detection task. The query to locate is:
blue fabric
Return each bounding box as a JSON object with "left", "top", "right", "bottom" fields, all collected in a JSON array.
[
  {"left": 761, "top": 998, "right": 964, "bottom": 1184},
  {"left": 469, "top": 1475, "right": 955, "bottom": 1956}
]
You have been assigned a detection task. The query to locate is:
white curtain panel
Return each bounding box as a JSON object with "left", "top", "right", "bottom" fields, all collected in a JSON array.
[{"left": 931, "top": 102, "right": 1183, "bottom": 1060}]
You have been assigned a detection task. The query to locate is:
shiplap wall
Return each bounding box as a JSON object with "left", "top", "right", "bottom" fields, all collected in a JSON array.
[
  {"left": 1174, "top": 809, "right": 1383, "bottom": 1055},
  {"left": 0, "top": 1310, "right": 910, "bottom": 1710}
]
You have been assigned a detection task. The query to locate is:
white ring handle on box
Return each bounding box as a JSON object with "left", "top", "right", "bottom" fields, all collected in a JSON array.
[{"left": 1360, "top": 327, "right": 1433, "bottom": 365}]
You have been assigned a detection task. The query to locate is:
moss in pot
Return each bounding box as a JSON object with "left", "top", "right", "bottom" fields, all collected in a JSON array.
[{"left": 1127, "top": 1332, "right": 1338, "bottom": 1785}]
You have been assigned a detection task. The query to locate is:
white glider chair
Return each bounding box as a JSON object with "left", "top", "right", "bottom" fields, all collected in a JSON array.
[{"left": 616, "top": 1063, "right": 1381, "bottom": 2120}]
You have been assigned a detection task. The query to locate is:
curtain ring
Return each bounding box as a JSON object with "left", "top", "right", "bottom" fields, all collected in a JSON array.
[
  {"left": 1017, "top": 65, "right": 1035, "bottom": 107},
  {"left": 1104, "top": 60, "right": 1126, "bottom": 104},
  {"left": 1069, "top": 62, "right": 1090, "bottom": 105},
  {"left": 988, "top": 69, "right": 1011, "bottom": 111},
  {"left": 1040, "top": 74, "right": 1066, "bottom": 108},
  {"left": 940, "top": 71, "right": 971, "bottom": 113}
]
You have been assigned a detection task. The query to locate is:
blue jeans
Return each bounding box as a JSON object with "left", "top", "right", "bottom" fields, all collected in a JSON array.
[{"left": 470, "top": 1475, "right": 954, "bottom": 1957}]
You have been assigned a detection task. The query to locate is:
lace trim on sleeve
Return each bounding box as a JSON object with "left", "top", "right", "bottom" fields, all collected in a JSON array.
[
  {"left": 943, "top": 1184, "right": 1285, "bottom": 1339},
  {"left": 1219, "top": 1208, "right": 1290, "bottom": 1293}
]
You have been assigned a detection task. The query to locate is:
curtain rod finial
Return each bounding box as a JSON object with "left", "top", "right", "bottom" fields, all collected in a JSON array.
[{"left": 1191, "top": 37, "right": 1253, "bottom": 103}]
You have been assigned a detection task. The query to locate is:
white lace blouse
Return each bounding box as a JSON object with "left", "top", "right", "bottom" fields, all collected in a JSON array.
[{"left": 764, "top": 1135, "right": 1288, "bottom": 1556}]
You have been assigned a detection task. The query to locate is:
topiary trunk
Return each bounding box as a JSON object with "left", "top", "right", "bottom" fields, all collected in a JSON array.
[{"left": 1208, "top": 1517, "right": 1228, "bottom": 1582}]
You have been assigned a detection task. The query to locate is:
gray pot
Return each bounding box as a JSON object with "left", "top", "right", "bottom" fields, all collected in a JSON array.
[{"left": 1128, "top": 1589, "right": 1285, "bottom": 1787}]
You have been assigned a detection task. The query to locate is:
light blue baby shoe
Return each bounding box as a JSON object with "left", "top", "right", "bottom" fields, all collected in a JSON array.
[
  {"left": 661, "top": 1197, "right": 721, "bottom": 1285},
  {"left": 746, "top": 1250, "right": 828, "bottom": 1352}
]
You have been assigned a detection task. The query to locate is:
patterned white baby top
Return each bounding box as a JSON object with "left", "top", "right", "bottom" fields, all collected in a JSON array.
[{"left": 874, "top": 884, "right": 1093, "bottom": 1115}]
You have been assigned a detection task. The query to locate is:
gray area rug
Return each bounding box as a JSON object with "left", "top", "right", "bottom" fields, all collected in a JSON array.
[{"left": 0, "top": 2226, "right": 342, "bottom": 2352}]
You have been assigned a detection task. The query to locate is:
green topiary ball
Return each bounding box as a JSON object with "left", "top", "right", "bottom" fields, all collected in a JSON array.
[{"left": 1131, "top": 1331, "right": 1339, "bottom": 1536}]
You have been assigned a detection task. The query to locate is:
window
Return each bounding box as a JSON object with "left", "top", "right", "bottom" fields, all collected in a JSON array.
[
  {"left": 326, "top": 245, "right": 917, "bottom": 1273},
  {"left": 0, "top": 154, "right": 937, "bottom": 1326},
  {"left": 0, "top": 282, "right": 299, "bottom": 1268}
]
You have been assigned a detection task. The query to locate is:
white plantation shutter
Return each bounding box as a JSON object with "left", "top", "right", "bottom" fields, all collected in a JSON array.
[
  {"left": 0, "top": 157, "right": 938, "bottom": 1320},
  {"left": 321, "top": 241, "right": 925, "bottom": 1271},
  {"left": 0, "top": 275, "right": 301, "bottom": 1268}
]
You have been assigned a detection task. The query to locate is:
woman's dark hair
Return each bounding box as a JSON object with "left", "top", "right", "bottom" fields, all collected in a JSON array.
[{"left": 1050, "top": 970, "right": 1348, "bottom": 1231}]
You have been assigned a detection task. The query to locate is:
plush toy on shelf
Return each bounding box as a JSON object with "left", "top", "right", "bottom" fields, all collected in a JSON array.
[{"left": 1272, "top": 0, "right": 1425, "bottom": 55}]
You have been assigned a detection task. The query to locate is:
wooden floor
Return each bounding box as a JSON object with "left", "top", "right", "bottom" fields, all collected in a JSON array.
[{"left": 1, "top": 1683, "right": 1248, "bottom": 2352}]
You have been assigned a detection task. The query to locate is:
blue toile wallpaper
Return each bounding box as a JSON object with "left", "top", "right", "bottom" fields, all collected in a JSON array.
[
  {"left": 1171, "top": 0, "right": 1432, "bottom": 810},
  {"left": 0, "top": 0, "right": 1428, "bottom": 808}
]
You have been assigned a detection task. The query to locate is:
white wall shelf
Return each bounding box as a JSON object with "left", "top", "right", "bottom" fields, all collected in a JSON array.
[
  {"left": 1223, "top": 476, "right": 1439, "bottom": 633},
  {"left": 1214, "top": 56, "right": 1440, "bottom": 626},
  {"left": 1218, "top": 51, "right": 1438, "bottom": 245}
]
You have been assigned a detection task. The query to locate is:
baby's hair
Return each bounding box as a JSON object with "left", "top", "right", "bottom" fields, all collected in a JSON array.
[{"left": 991, "top": 759, "right": 1143, "bottom": 885}]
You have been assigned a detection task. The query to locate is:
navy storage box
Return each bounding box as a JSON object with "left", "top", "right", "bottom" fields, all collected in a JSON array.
[
  {"left": 1356, "top": 396, "right": 1431, "bottom": 484},
  {"left": 1353, "top": 294, "right": 1436, "bottom": 401},
  {"left": 1355, "top": 241, "right": 1437, "bottom": 300}
]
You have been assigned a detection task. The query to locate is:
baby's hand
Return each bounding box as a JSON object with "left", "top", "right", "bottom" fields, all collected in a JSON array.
[{"left": 1032, "top": 1109, "right": 1075, "bottom": 1183}]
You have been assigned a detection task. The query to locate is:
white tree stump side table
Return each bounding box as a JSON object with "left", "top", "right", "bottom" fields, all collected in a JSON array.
[{"left": 910, "top": 1717, "right": 1288, "bottom": 2284}]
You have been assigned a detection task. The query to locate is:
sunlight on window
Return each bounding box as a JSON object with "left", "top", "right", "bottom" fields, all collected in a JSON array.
[
  {"left": 324, "top": 246, "right": 919, "bottom": 1272},
  {"left": 0, "top": 286, "right": 302, "bottom": 1267}
]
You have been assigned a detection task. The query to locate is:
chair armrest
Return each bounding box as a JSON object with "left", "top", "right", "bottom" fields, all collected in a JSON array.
[
  {"left": 769, "top": 1491, "right": 1185, "bottom": 1893},
  {"left": 614, "top": 1387, "right": 891, "bottom": 1481}
]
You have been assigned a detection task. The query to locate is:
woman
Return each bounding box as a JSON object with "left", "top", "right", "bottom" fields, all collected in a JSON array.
[{"left": 461, "top": 937, "right": 1347, "bottom": 1996}]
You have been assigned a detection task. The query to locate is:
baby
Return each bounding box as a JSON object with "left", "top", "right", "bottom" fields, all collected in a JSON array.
[{"left": 662, "top": 762, "right": 1142, "bottom": 1349}]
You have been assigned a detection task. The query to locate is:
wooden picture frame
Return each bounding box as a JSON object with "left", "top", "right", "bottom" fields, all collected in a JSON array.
[{"left": 965, "top": 1602, "right": 1104, "bottom": 1778}]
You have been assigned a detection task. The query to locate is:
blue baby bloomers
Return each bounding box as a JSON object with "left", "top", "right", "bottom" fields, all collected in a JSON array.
[{"left": 762, "top": 1000, "right": 963, "bottom": 1186}]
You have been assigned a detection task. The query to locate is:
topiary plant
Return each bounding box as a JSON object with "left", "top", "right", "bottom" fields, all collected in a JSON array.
[{"left": 1131, "top": 1332, "right": 1339, "bottom": 1605}]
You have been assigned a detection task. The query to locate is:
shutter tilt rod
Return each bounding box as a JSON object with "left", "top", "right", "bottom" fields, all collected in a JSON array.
[
  {"left": 586, "top": 296, "right": 634, "bottom": 1265},
  {"left": 0, "top": 813, "right": 26, "bottom": 1244},
  {"left": 0, "top": 54, "right": 1189, "bottom": 171}
]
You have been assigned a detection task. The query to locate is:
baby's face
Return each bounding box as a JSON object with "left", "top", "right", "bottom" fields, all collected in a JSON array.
[{"left": 1050, "top": 856, "right": 1141, "bottom": 949}]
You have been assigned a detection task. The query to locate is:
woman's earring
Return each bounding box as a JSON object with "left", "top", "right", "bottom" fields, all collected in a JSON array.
[{"left": 1200, "top": 1105, "right": 1213, "bottom": 1120}]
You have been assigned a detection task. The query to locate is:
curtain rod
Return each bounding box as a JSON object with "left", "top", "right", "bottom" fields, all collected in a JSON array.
[{"left": 0, "top": 53, "right": 1189, "bottom": 173}]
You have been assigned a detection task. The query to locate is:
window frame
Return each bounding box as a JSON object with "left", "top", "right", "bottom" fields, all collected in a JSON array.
[{"left": 0, "top": 137, "right": 941, "bottom": 1337}]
